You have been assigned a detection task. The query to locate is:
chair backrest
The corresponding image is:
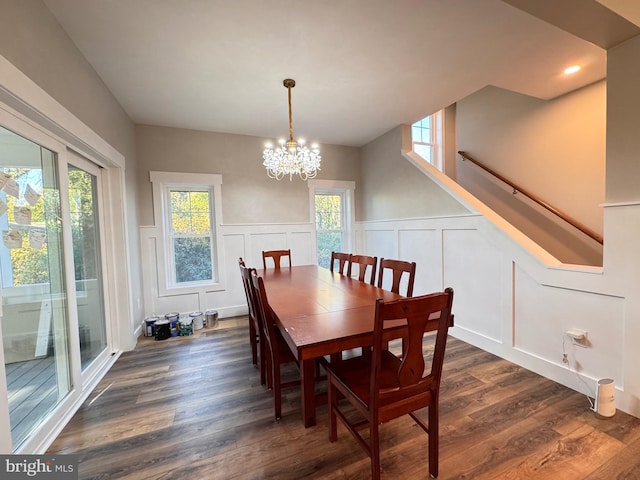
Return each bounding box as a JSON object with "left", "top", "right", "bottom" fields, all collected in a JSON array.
[
  {"left": 377, "top": 258, "right": 417, "bottom": 297},
  {"left": 330, "top": 251, "right": 351, "bottom": 275},
  {"left": 250, "top": 271, "right": 278, "bottom": 347},
  {"left": 238, "top": 260, "right": 258, "bottom": 324},
  {"left": 371, "top": 288, "right": 454, "bottom": 417},
  {"left": 347, "top": 254, "right": 377, "bottom": 285},
  {"left": 262, "top": 249, "right": 291, "bottom": 270}
]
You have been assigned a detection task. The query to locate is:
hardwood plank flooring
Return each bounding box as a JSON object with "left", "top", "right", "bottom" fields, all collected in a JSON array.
[{"left": 47, "top": 318, "right": 640, "bottom": 479}]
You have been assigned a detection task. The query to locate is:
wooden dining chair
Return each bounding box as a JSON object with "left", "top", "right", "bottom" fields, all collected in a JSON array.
[
  {"left": 377, "top": 258, "right": 417, "bottom": 297},
  {"left": 347, "top": 254, "right": 377, "bottom": 285},
  {"left": 250, "top": 270, "right": 300, "bottom": 420},
  {"left": 335, "top": 253, "right": 377, "bottom": 362},
  {"left": 330, "top": 251, "right": 351, "bottom": 275},
  {"left": 262, "top": 249, "right": 291, "bottom": 270},
  {"left": 328, "top": 250, "right": 354, "bottom": 363},
  {"left": 323, "top": 288, "right": 454, "bottom": 480},
  {"left": 238, "top": 258, "right": 266, "bottom": 385}
]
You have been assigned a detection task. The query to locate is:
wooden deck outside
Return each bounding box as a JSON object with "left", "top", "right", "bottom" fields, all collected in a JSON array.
[{"left": 7, "top": 355, "right": 58, "bottom": 447}]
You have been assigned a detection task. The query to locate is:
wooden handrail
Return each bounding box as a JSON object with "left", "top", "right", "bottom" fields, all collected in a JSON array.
[{"left": 458, "top": 151, "right": 603, "bottom": 245}]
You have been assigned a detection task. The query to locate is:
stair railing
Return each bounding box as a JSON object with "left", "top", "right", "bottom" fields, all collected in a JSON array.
[{"left": 458, "top": 151, "right": 603, "bottom": 245}]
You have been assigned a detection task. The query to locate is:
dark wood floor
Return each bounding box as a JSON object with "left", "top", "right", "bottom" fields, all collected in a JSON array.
[{"left": 48, "top": 318, "right": 640, "bottom": 479}]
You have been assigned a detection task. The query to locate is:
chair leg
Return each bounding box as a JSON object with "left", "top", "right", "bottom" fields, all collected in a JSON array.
[
  {"left": 273, "top": 356, "right": 282, "bottom": 420},
  {"left": 259, "top": 335, "right": 267, "bottom": 386},
  {"left": 328, "top": 377, "right": 337, "bottom": 442},
  {"left": 428, "top": 403, "right": 439, "bottom": 478},
  {"left": 265, "top": 346, "right": 274, "bottom": 390},
  {"left": 370, "top": 421, "right": 381, "bottom": 480},
  {"left": 249, "top": 321, "right": 258, "bottom": 365},
  {"left": 362, "top": 345, "right": 372, "bottom": 360}
]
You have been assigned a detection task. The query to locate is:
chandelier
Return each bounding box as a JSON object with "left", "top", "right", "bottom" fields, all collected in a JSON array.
[{"left": 262, "top": 79, "right": 321, "bottom": 180}]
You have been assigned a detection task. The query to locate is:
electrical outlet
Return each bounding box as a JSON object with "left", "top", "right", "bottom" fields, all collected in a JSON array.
[{"left": 566, "top": 328, "right": 588, "bottom": 347}]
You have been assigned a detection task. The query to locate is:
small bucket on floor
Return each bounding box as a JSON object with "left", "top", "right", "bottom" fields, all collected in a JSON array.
[
  {"left": 165, "top": 312, "right": 179, "bottom": 336},
  {"left": 154, "top": 319, "right": 171, "bottom": 341},
  {"left": 144, "top": 316, "right": 159, "bottom": 337},
  {"left": 178, "top": 317, "right": 193, "bottom": 336},
  {"left": 205, "top": 310, "right": 219, "bottom": 328},
  {"left": 190, "top": 311, "right": 204, "bottom": 330}
]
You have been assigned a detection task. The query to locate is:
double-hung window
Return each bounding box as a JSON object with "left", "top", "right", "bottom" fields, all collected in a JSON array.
[
  {"left": 315, "top": 192, "right": 345, "bottom": 269},
  {"left": 150, "top": 172, "right": 223, "bottom": 292},
  {"left": 308, "top": 180, "right": 355, "bottom": 269},
  {"left": 167, "top": 186, "right": 214, "bottom": 284},
  {"left": 412, "top": 110, "right": 443, "bottom": 170}
]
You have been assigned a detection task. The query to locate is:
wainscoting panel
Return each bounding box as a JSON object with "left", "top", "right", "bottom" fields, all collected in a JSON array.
[
  {"left": 443, "top": 228, "right": 505, "bottom": 343},
  {"left": 397, "top": 228, "right": 441, "bottom": 295},
  {"left": 363, "top": 229, "right": 396, "bottom": 259},
  {"left": 224, "top": 233, "right": 246, "bottom": 265},
  {"left": 514, "top": 265, "right": 624, "bottom": 385},
  {"left": 249, "top": 232, "right": 288, "bottom": 264},
  {"left": 290, "top": 231, "right": 316, "bottom": 266},
  {"left": 139, "top": 223, "right": 316, "bottom": 322},
  {"left": 216, "top": 232, "right": 248, "bottom": 311},
  {"left": 355, "top": 209, "right": 640, "bottom": 416},
  {"left": 244, "top": 224, "right": 315, "bottom": 268},
  {"left": 152, "top": 292, "right": 201, "bottom": 320}
]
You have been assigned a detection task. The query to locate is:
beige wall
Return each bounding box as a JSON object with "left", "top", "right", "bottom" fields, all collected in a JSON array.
[
  {"left": 456, "top": 82, "right": 606, "bottom": 235},
  {"left": 359, "top": 125, "right": 469, "bottom": 222},
  {"left": 0, "top": 1, "right": 143, "bottom": 328},
  {"left": 135, "top": 125, "right": 360, "bottom": 226},
  {"left": 454, "top": 82, "right": 605, "bottom": 264},
  {"left": 443, "top": 104, "right": 458, "bottom": 177},
  {"left": 0, "top": 0, "right": 135, "bottom": 160},
  {"left": 606, "top": 34, "right": 640, "bottom": 203}
]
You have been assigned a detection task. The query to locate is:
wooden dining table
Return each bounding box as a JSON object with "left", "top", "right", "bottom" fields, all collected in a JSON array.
[{"left": 259, "top": 264, "right": 405, "bottom": 427}]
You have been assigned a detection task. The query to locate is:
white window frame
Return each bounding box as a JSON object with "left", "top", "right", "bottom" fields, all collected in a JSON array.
[
  {"left": 150, "top": 171, "right": 224, "bottom": 295},
  {"left": 308, "top": 180, "right": 355, "bottom": 264},
  {"left": 412, "top": 110, "right": 444, "bottom": 171}
]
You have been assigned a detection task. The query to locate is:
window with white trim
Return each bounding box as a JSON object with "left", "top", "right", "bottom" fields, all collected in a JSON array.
[
  {"left": 308, "top": 180, "right": 355, "bottom": 269},
  {"left": 166, "top": 186, "right": 214, "bottom": 284},
  {"left": 315, "top": 192, "right": 345, "bottom": 268},
  {"left": 150, "top": 172, "right": 223, "bottom": 291},
  {"left": 412, "top": 110, "right": 443, "bottom": 170}
]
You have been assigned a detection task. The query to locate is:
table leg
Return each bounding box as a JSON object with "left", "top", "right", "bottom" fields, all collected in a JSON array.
[{"left": 300, "top": 358, "right": 316, "bottom": 427}]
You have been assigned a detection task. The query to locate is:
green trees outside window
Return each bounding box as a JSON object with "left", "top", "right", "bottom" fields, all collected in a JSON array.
[
  {"left": 3, "top": 168, "right": 48, "bottom": 286},
  {"left": 315, "top": 194, "right": 343, "bottom": 269},
  {"left": 169, "top": 189, "right": 213, "bottom": 283}
]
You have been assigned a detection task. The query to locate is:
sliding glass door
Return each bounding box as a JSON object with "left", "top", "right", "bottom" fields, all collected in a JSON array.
[
  {"left": 0, "top": 126, "right": 110, "bottom": 451},
  {"left": 68, "top": 154, "right": 108, "bottom": 371},
  {"left": 0, "top": 126, "right": 71, "bottom": 448}
]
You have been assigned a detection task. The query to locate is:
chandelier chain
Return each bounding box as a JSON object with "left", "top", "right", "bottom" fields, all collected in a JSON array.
[{"left": 287, "top": 81, "right": 294, "bottom": 142}]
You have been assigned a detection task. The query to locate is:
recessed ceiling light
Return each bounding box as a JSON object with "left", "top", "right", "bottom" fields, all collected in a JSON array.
[{"left": 564, "top": 65, "right": 581, "bottom": 75}]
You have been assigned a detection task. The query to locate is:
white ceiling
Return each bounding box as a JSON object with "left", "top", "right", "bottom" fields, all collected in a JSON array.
[{"left": 41, "top": 0, "right": 638, "bottom": 147}]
